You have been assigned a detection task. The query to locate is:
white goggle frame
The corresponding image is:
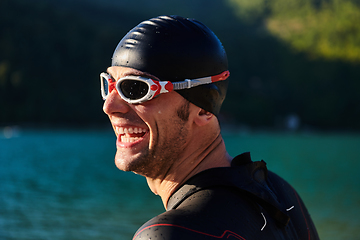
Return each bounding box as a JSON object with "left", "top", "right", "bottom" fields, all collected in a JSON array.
[{"left": 100, "top": 70, "right": 230, "bottom": 104}]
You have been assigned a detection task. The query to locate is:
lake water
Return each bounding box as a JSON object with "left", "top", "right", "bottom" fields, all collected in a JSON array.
[{"left": 1, "top": 127, "right": 359, "bottom": 239}]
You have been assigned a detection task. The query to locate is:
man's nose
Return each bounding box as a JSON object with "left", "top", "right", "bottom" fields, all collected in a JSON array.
[{"left": 103, "top": 90, "right": 131, "bottom": 116}]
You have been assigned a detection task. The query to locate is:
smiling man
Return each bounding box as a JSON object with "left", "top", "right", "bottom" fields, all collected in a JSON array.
[{"left": 101, "top": 15, "right": 319, "bottom": 240}]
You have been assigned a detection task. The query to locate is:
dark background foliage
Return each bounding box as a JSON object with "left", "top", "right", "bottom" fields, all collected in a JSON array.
[{"left": 1, "top": 0, "right": 359, "bottom": 130}]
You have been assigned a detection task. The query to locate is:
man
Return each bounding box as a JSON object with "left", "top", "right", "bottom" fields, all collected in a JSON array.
[{"left": 101, "top": 15, "right": 319, "bottom": 239}]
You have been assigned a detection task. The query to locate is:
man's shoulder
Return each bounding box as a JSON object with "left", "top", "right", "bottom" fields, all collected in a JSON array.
[
  {"left": 132, "top": 208, "right": 248, "bottom": 240},
  {"left": 132, "top": 210, "right": 196, "bottom": 240},
  {"left": 132, "top": 187, "right": 260, "bottom": 240}
]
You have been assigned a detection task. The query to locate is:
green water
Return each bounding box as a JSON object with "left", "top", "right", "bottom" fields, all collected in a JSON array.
[{"left": 1, "top": 128, "right": 359, "bottom": 239}]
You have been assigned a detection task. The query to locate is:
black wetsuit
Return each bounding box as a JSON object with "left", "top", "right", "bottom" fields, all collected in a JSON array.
[{"left": 133, "top": 152, "right": 319, "bottom": 240}]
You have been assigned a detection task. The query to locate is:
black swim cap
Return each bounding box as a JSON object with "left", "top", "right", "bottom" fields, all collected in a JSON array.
[{"left": 112, "top": 15, "right": 229, "bottom": 115}]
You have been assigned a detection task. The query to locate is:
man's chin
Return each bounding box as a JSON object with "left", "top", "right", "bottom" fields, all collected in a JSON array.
[
  {"left": 114, "top": 156, "right": 137, "bottom": 172},
  {"left": 114, "top": 151, "right": 148, "bottom": 173}
]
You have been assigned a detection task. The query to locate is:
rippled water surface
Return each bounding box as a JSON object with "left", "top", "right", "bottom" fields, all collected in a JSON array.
[{"left": 1, "top": 128, "right": 359, "bottom": 239}]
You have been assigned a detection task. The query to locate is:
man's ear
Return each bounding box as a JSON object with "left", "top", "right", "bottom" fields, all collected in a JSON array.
[{"left": 194, "top": 108, "right": 214, "bottom": 126}]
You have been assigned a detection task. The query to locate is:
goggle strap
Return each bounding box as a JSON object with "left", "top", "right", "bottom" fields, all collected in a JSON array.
[
  {"left": 173, "top": 80, "right": 191, "bottom": 90},
  {"left": 212, "top": 70, "right": 230, "bottom": 82},
  {"left": 173, "top": 70, "right": 230, "bottom": 90}
]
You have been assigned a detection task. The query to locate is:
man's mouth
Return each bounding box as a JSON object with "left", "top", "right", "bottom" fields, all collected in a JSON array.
[{"left": 115, "top": 126, "right": 148, "bottom": 143}]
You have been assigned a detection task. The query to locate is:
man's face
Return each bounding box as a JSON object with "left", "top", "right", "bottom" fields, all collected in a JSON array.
[{"left": 103, "top": 66, "right": 192, "bottom": 179}]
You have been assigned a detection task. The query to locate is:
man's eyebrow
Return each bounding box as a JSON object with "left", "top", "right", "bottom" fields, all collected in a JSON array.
[
  {"left": 125, "top": 69, "right": 159, "bottom": 80},
  {"left": 106, "top": 69, "right": 159, "bottom": 80}
]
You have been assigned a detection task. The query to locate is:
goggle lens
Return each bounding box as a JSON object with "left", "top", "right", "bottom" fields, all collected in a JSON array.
[
  {"left": 100, "top": 74, "right": 112, "bottom": 99},
  {"left": 119, "top": 80, "right": 149, "bottom": 100},
  {"left": 102, "top": 76, "right": 109, "bottom": 96}
]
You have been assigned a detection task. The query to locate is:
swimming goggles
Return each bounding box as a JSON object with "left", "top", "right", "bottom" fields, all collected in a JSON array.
[{"left": 100, "top": 70, "right": 230, "bottom": 104}]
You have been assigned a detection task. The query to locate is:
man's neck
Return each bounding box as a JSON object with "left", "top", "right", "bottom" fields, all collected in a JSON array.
[{"left": 146, "top": 134, "right": 232, "bottom": 209}]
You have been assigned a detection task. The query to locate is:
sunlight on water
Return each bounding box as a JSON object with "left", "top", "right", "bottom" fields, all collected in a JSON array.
[{"left": 1, "top": 128, "right": 359, "bottom": 239}]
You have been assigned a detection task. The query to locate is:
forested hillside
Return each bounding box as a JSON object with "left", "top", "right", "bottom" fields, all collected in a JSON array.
[{"left": 1, "top": 0, "right": 359, "bottom": 130}]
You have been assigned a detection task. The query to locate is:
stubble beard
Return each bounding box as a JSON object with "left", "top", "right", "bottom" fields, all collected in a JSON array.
[{"left": 116, "top": 100, "right": 191, "bottom": 179}]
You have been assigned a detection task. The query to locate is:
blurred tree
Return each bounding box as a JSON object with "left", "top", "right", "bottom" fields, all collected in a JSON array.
[{"left": 229, "top": 0, "right": 360, "bottom": 62}]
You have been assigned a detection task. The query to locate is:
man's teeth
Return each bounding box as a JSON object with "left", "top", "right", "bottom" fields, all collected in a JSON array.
[
  {"left": 121, "top": 136, "right": 141, "bottom": 143},
  {"left": 115, "top": 127, "right": 147, "bottom": 142},
  {"left": 116, "top": 127, "right": 147, "bottom": 135},
  {"left": 116, "top": 127, "right": 147, "bottom": 143}
]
